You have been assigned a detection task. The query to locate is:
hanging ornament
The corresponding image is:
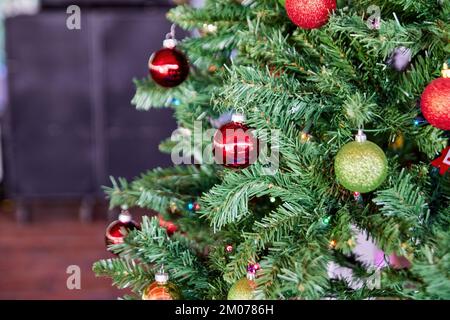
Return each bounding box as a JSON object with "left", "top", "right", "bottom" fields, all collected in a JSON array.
[
  {"left": 334, "top": 130, "right": 388, "bottom": 193},
  {"left": 420, "top": 63, "right": 450, "bottom": 130},
  {"left": 142, "top": 267, "right": 181, "bottom": 300},
  {"left": 225, "top": 244, "right": 234, "bottom": 253},
  {"left": 374, "top": 250, "right": 411, "bottom": 270},
  {"left": 148, "top": 24, "right": 189, "bottom": 88},
  {"left": 389, "top": 132, "right": 405, "bottom": 151},
  {"left": 386, "top": 47, "right": 412, "bottom": 72},
  {"left": 285, "top": 0, "right": 336, "bottom": 30},
  {"left": 105, "top": 209, "right": 140, "bottom": 249},
  {"left": 227, "top": 265, "right": 258, "bottom": 300},
  {"left": 213, "top": 114, "right": 259, "bottom": 169},
  {"left": 159, "top": 215, "right": 178, "bottom": 236},
  {"left": 431, "top": 147, "right": 450, "bottom": 175}
]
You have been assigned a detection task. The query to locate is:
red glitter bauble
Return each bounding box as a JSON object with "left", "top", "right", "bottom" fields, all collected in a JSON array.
[
  {"left": 285, "top": 0, "right": 336, "bottom": 29},
  {"left": 420, "top": 77, "right": 450, "bottom": 130},
  {"left": 148, "top": 47, "right": 189, "bottom": 88},
  {"left": 159, "top": 215, "right": 178, "bottom": 236},
  {"left": 105, "top": 211, "right": 140, "bottom": 249},
  {"left": 213, "top": 117, "right": 258, "bottom": 169}
]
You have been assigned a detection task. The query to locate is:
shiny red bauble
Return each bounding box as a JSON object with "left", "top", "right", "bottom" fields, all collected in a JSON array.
[
  {"left": 285, "top": 0, "right": 336, "bottom": 29},
  {"left": 213, "top": 118, "right": 258, "bottom": 169},
  {"left": 105, "top": 211, "right": 140, "bottom": 248},
  {"left": 148, "top": 47, "right": 189, "bottom": 88},
  {"left": 159, "top": 215, "right": 178, "bottom": 236},
  {"left": 420, "top": 77, "right": 450, "bottom": 130}
]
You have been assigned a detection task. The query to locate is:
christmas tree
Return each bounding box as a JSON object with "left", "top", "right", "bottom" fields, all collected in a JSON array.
[{"left": 93, "top": 0, "right": 450, "bottom": 300}]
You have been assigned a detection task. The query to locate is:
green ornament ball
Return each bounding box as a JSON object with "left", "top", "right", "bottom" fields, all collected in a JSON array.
[
  {"left": 227, "top": 277, "right": 256, "bottom": 300},
  {"left": 334, "top": 140, "right": 388, "bottom": 193}
]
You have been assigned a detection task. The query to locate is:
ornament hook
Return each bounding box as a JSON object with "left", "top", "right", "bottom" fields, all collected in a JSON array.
[
  {"left": 355, "top": 128, "right": 367, "bottom": 143},
  {"left": 155, "top": 264, "right": 169, "bottom": 284},
  {"left": 163, "top": 24, "right": 178, "bottom": 49},
  {"left": 165, "top": 24, "right": 177, "bottom": 40}
]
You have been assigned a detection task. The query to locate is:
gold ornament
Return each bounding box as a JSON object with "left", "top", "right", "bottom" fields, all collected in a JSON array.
[
  {"left": 142, "top": 267, "right": 181, "bottom": 300},
  {"left": 389, "top": 132, "right": 405, "bottom": 151},
  {"left": 227, "top": 272, "right": 256, "bottom": 300}
]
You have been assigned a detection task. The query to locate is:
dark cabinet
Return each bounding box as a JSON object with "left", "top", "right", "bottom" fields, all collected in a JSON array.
[{"left": 4, "top": 6, "right": 178, "bottom": 220}]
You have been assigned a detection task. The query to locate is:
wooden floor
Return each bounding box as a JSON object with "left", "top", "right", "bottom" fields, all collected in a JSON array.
[{"left": 0, "top": 200, "right": 136, "bottom": 300}]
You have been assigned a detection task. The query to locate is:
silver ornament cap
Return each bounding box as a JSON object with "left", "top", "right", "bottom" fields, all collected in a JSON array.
[
  {"left": 231, "top": 113, "right": 246, "bottom": 123},
  {"left": 355, "top": 129, "right": 367, "bottom": 143},
  {"left": 163, "top": 38, "right": 177, "bottom": 49},
  {"left": 155, "top": 272, "right": 169, "bottom": 284},
  {"left": 118, "top": 210, "right": 132, "bottom": 223}
]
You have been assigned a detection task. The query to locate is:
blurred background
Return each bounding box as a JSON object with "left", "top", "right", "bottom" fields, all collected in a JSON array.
[{"left": 0, "top": 0, "right": 191, "bottom": 299}]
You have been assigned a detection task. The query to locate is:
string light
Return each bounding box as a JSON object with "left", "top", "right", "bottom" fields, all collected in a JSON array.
[
  {"left": 300, "top": 131, "right": 312, "bottom": 142},
  {"left": 321, "top": 215, "right": 331, "bottom": 226},
  {"left": 329, "top": 240, "right": 337, "bottom": 249},
  {"left": 413, "top": 116, "right": 427, "bottom": 126},
  {"left": 247, "top": 263, "right": 261, "bottom": 274},
  {"left": 187, "top": 202, "right": 201, "bottom": 212},
  {"left": 353, "top": 191, "right": 362, "bottom": 201},
  {"left": 171, "top": 98, "right": 181, "bottom": 106}
]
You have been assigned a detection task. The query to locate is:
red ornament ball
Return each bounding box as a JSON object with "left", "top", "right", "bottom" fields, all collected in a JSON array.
[
  {"left": 159, "top": 215, "right": 178, "bottom": 236},
  {"left": 285, "top": 0, "right": 336, "bottom": 29},
  {"left": 213, "top": 115, "right": 258, "bottom": 169},
  {"left": 105, "top": 211, "right": 140, "bottom": 248},
  {"left": 420, "top": 77, "right": 450, "bottom": 130},
  {"left": 148, "top": 46, "right": 189, "bottom": 88}
]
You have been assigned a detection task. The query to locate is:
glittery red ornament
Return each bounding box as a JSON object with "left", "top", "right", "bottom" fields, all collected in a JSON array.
[
  {"left": 420, "top": 77, "right": 450, "bottom": 130},
  {"left": 148, "top": 39, "right": 189, "bottom": 88},
  {"left": 105, "top": 210, "right": 140, "bottom": 249},
  {"left": 431, "top": 147, "right": 450, "bottom": 175},
  {"left": 159, "top": 215, "right": 178, "bottom": 236},
  {"left": 213, "top": 114, "right": 258, "bottom": 169},
  {"left": 285, "top": 0, "right": 336, "bottom": 29}
]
